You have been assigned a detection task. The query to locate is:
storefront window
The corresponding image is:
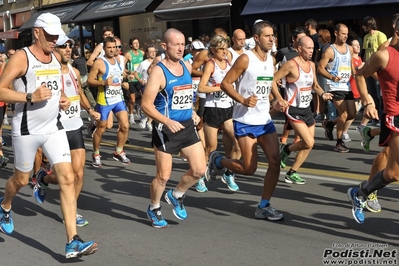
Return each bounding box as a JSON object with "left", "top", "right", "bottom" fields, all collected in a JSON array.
[{"left": 119, "top": 13, "right": 167, "bottom": 53}]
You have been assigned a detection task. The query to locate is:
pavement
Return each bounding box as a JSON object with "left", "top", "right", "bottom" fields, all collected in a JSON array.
[{"left": 0, "top": 110, "right": 396, "bottom": 266}]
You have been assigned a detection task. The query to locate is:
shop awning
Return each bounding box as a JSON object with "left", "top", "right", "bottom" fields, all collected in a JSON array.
[
  {"left": 242, "top": 0, "right": 399, "bottom": 15},
  {"left": 72, "top": 0, "right": 152, "bottom": 23},
  {"left": 19, "top": 2, "right": 90, "bottom": 31},
  {"left": 154, "top": 0, "right": 231, "bottom": 21},
  {"left": 0, "top": 30, "right": 19, "bottom": 39},
  {"left": 242, "top": 0, "right": 399, "bottom": 23}
]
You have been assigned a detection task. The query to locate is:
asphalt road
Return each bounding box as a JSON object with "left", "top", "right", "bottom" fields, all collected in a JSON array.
[{"left": 0, "top": 117, "right": 398, "bottom": 266}]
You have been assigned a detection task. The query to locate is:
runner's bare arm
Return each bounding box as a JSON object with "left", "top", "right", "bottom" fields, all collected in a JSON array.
[
  {"left": 198, "top": 61, "right": 220, "bottom": 93},
  {"left": 87, "top": 44, "right": 103, "bottom": 67},
  {"left": 221, "top": 54, "right": 256, "bottom": 107},
  {"left": 0, "top": 49, "right": 51, "bottom": 103},
  {"left": 317, "top": 47, "right": 338, "bottom": 81},
  {"left": 191, "top": 50, "right": 208, "bottom": 77}
]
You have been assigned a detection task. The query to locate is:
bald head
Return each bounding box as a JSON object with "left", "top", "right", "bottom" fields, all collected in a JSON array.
[
  {"left": 162, "top": 28, "right": 185, "bottom": 61},
  {"left": 233, "top": 29, "right": 245, "bottom": 39},
  {"left": 163, "top": 28, "right": 184, "bottom": 44},
  {"left": 298, "top": 36, "right": 314, "bottom": 61},
  {"left": 231, "top": 29, "right": 246, "bottom": 50},
  {"left": 298, "top": 36, "right": 313, "bottom": 47}
]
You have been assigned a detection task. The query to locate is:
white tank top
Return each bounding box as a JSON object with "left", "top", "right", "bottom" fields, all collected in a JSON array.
[
  {"left": 326, "top": 44, "right": 351, "bottom": 92},
  {"left": 204, "top": 59, "right": 233, "bottom": 109},
  {"left": 233, "top": 50, "right": 273, "bottom": 125},
  {"left": 103, "top": 57, "right": 123, "bottom": 105},
  {"left": 12, "top": 48, "right": 62, "bottom": 136},
  {"left": 118, "top": 54, "right": 126, "bottom": 72},
  {"left": 99, "top": 43, "right": 105, "bottom": 58},
  {"left": 285, "top": 60, "right": 314, "bottom": 108},
  {"left": 228, "top": 47, "right": 245, "bottom": 65},
  {"left": 59, "top": 64, "right": 83, "bottom": 131}
]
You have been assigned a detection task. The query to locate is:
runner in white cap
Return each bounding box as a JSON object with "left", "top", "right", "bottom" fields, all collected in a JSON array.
[{"left": 0, "top": 12, "right": 97, "bottom": 259}]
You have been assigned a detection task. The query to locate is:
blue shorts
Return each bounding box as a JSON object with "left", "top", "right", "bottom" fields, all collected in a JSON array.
[
  {"left": 96, "top": 101, "right": 127, "bottom": 121},
  {"left": 233, "top": 120, "right": 276, "bottom": 138}
]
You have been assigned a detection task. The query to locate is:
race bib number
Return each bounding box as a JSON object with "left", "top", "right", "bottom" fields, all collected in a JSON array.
[
  {"left": 338, "top": 66, "right": 351, "bottom": 83},
  {"left": 192, "top": 77, "right": 200, "bottom": 93},
  {"left": 61, "top": 95, "right": 81, "bottom": 119},
  {"left": 106, "top": 85, "right": 122, "bottom": 98},
  {"left": 214, "top": 91, "right": 228, "bottom": 102},
  {"left": 299, "top": 87, "right": 312, "bottom": 108},
  {"left": 213, "top": 83, "right": 228, "bottom": 102},
  {"left": 172, "top": 84, "right": 193, "bottom": 110},
  {"left": 36, "top": 69, "right": 61, "bottom": 96},
  {"left": 255, "top": 76, "right": 272, "bottom": 101}
]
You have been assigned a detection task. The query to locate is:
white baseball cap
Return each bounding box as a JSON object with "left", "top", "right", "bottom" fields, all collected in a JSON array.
[
  {"left": 190, "top": 40, "right": 205, "bottom": 50},
  {"left": 56, "top": 35, "right": 75, "bottom": 46},
  {"left": 34, "top": 13, "right": 65, "bottom": 36},
  {"left": 254, "top": 19, "right": 264, "bottom": 25},
  {"left": 188, "top": 37, "right": 192, "bottom": 42}
]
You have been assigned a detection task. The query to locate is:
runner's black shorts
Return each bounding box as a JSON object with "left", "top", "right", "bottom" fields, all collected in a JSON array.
[
  {"left": 66, "top": 127, "right": 85, "bottom": 150},
  {"left": 329, "top": 90, "right": 354, "bottom": 101},
  {"left": 284, "top": 106, "right": 315, "bottom": 130},
  {"left": 152, "top": 119, "right": 200, "bottom": 154},
  {"left": 203, "top": 106, "right": 233, "bottom": 128}
]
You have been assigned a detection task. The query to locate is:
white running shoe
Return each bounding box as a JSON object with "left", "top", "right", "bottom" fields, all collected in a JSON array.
[{"left": 139, "top": 118, "right": 147, "bottom": 129}]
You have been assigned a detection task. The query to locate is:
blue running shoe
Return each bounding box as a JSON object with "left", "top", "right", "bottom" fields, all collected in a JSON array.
[
  {"left": 347, "top": 188, "right": 365, "bottom": 224},
  {"left": 164, "top": 190, "right": 187, "bottom": 220},
  {"left": 76, "top": 213, "right": 89, "bottom": 227},
  {"left": 195, "top": 177, "right": 208, "bottom": 193},
  {"left": 147, "top": 206, "right": 168, "bottom": 228},
  {"left": 0, "top": 197, "right": 14, "bottom": 235},
  {"left": 65, "top": 235, "right": 98, "bottom": 259},
  {"left": 221, "top": 173, "right": 239, "bottom": 191},
  {"left": 254, "top": 204, "right": 284, "bottom": 221},
  {"left": 63, "top": 213, "right": 89, "bottom": 227},
  {"left": 32, "top": 169, "right": 48, "bottom": 204},
  {"left": 205, "top": 150, "right": 222, "bottom": 183}
]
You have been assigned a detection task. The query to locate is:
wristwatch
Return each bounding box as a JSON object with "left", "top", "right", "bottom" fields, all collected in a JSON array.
[{"left": 26, "top": 93, "right": 32, "bottom": 104}]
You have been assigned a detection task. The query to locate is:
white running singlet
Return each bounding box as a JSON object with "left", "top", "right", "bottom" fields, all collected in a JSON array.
[
  {"left": 12, "top": 48, "right": 63, "bottom": 136},
  {"left": 102, "top": 57, "right": 124, "bottom": 105},
  {"left": 285, "top": 60, "right": 314, "bottom": 108},
  {"left": 228, "top": 47, "right": 245, "bottom": 65},
  {"left": 204, "top": 59, "right": 233, "bottom": 109},
  {"left": 233, "top": 50, "right": 274, "bottom": 125},
  {"left": 59, "top": 64, "right": 83, "bottom": 131},
  {"left": 326, "top": 44, "right": 352, "bottom": 92}
]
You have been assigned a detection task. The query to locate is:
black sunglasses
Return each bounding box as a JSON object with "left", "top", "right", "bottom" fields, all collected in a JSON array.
[
  {"left": 56, "top": 43, "right": 74, "bottom": 49},
  {"left": 116, "top": 45, "right": 122, "bottom": 49}
]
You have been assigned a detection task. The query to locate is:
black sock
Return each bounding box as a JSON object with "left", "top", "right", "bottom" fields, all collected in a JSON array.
[
  {"left": 283, "top": 144, "right": 291, "bottom": 154},
  {"left": 336, "top": 139, "right": 343, "bottom": 146},
  {"left": 358, "top": 170, "right": 390, "bottom": 198},
  {"left": 367, "top": 130, "right": 375, "bottom": 140},
  {"left": 225, "top": 170, "right": 234, "bottom": 176},
  {"left": 287, "top": 169, "right": 296, "bottom": 175},
  {"left": 327, "top": 121, "right": 335, "bottom": 128}
]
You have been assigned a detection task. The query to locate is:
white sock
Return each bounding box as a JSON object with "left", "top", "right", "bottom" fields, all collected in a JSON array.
[
  {"left": 150, "top": 203, "right": 160, "bottom": 211},
  {"left": 1, "top": 204, "right": 11, "bottom": 212},
  {"left": 172, "top": 188, "right": 184, "bottom": 199}
]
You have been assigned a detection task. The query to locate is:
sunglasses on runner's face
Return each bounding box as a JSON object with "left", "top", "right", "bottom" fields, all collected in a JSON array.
[
  {"left": 116, "top": 45, "right": 122, "bottom": 49},
  {"left": 56, "top": 43, "right": 74, "bottom": 49}
]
